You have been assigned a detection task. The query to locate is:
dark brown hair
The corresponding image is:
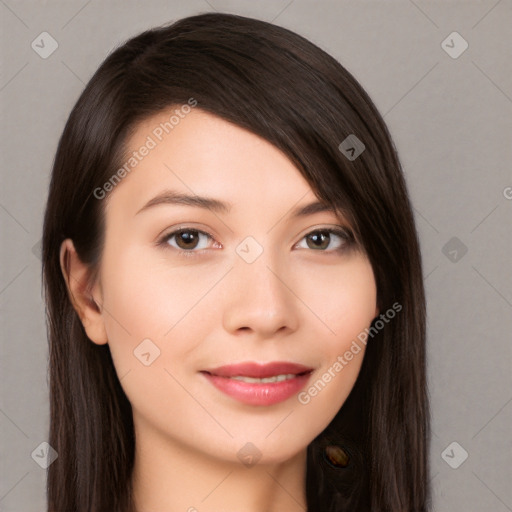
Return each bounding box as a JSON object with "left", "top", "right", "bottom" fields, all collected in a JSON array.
[{"left": 42, "top": 11, "right": 431, "bottom": 511}]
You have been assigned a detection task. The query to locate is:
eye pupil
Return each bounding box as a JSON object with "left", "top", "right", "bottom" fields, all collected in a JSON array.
[
  {"left": 176, "top": 230, "right": 199, "bottom": 249},
  {"left": 307, "top": 231, "right": 330, "bottom": 250}
]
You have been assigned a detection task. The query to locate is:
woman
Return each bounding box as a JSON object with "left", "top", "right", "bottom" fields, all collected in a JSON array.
[{"left": 42, "top": 11, "right": 431, "bottom": 511}]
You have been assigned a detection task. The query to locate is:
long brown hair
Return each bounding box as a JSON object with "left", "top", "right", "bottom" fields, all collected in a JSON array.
[{"left": 42, "top": 12, "right": 431, "bottom": 511}]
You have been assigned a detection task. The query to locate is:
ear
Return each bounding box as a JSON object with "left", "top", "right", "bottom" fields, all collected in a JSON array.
[{"left": 59, "top": 238, "right": 108, "bottom": 345}]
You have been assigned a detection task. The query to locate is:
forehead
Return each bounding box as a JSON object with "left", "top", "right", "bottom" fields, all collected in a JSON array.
[{"left": 104, "top": 107, "right": 320, "bottom": 216}]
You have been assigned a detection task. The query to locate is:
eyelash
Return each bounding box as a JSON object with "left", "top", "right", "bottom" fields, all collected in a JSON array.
[{"left": 157, "top": 226, "right": 355, "bottom": 258}]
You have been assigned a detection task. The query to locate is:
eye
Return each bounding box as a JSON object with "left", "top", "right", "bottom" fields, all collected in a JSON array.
[
  {"left": 159, "top": 228, "right": 218, "bottom": 256},
  {"left": 295, "top": 228, "right": 354, "bottom": 252},
  {"left": 158, "top": 226, "right": 354, "bottom": 257}
]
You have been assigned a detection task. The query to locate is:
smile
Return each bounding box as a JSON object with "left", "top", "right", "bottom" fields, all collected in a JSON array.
[{"left": 200, "top": 361, "right": 314, "bottom": 406}]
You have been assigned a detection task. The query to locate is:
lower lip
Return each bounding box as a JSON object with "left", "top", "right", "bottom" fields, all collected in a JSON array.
[{"left": 201, "top": 372, "right": 312, "bottom": 406}]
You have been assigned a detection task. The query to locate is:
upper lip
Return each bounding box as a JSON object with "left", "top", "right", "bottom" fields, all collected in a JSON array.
[{"left": 202, "top": 361, "right": 314, "bottom": 378}]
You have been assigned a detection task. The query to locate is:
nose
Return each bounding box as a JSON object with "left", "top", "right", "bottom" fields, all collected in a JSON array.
[{"left": 222, "top": 247, "right": 300, "bottom": 340}]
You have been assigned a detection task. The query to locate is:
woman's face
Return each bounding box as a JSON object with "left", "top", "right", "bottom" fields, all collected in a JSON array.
[{"left": 75, "top": 107, "right": 378, "bottom": 465}]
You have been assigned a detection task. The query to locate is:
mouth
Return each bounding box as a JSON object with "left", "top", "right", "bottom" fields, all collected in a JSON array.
[{"left": 200, "top": 361, "right": 314, "bottom": 406}]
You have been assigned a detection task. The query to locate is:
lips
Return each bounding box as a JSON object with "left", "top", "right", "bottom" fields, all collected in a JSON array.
[
  {"left": 200, "top": 361, "right": 314, "bottom": 406},
  {"left": 202, "top": 361, "right": 313, "bottom": 379}
]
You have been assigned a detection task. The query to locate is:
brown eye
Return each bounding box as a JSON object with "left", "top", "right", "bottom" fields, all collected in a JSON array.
[
  {"left": 161, "top": 228, "right": 213, "bottom": 253},
  {"left": 175, "top": 230, "right": 201, "bottom": 250},
  {"left": 297, "top": 228, "right": 352, "bottom": 252},
  {"left": 306, "top": 230, "right": 331, "bottom": 250}
]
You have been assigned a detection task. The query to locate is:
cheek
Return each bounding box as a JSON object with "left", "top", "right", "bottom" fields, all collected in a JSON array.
[
  {"left": 302, "top": 255, "right": 377, "bottom": 345},
  {"left": 97, "top": 249, "right": 220, "bottom": 423},
  {"left": 295, "top": 257, "right": 376, "bottom": 417},
  {"left": 100, "top": 253, "right": 168, "bottom": 345},
  {"left": 101, "top": 245, "right": 214, "bottom": 335},
  {"left": 99, "top": 247, "right": 226, "bottom": 374}
]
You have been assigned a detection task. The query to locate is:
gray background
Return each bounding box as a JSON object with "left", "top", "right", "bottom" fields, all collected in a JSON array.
[{"left": 1, "top": 1, "right": 511, "bottom": 510}]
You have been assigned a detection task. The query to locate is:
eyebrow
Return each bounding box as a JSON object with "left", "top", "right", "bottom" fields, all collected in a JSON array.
[
  {"left": 136, "top": 190, "right": 230, "bottom": 215},
  {"left": 135, "top": 189, "right": 336, "bottom": 218}
]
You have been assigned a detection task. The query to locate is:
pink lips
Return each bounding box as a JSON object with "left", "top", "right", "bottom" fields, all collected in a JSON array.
[{"left": 200, "top": 361, "right": 313, "bottom": 406}]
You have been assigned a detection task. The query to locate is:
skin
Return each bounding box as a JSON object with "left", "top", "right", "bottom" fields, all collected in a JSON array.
[{"left": 60, "top": 107, "right": 378, "bottom": 512}]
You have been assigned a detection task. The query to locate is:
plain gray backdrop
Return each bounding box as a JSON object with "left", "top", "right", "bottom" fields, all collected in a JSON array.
[{"left": 1, "top": 1, "right": 511, "bottom": 510}]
